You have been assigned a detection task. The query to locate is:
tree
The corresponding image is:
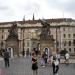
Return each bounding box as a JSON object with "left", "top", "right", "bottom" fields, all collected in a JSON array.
[{"left": 60, "top": 50, "right": 67, "bottom": 56}]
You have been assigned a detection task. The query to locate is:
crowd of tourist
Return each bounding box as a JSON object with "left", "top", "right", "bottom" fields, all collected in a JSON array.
[
  {"left": 2, "top": 47, "right": 70, "bottom": 75},
  {"left": 31, "top": 50, "right": 70, "bottom": 75}
]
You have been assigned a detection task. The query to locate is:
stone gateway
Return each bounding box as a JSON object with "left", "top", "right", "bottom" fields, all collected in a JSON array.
[{"left": 5, "top": 23, "right": 19, "bottom": 56}]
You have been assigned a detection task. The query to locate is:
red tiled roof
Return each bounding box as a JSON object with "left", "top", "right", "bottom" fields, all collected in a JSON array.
[{"left": 0, "top": 18, "right": 75, "bottom": 25}]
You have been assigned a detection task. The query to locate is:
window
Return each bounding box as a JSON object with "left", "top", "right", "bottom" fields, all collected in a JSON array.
[
  {"left": 57, "top": 41, "right": 59, "bottom": 47},
  {"left": 69, "top": 41, "right": 71, "bottom": 46},
  {"left": 63, "top": 34, "right": 66, "bottom": 38},
  {"left": 2, "top": 35, "right": 3, "bottom": 39},
  {"left": 51, "top": 35, "right": 53, "bottom": 38},
  {"left": 73, "top": 39, "right": 75, "bottom": 46},
  {"left": 69, "top": 48, "right": 71, "bottom": 52},
  {"left": 74, "top": 48, "right": 75, "bottom": 52},
  {"left": 68, "top": 34, "right": 71, "bottom": 38},
  {"left": 8, "top": 29, "right": 9, "bottom": 32},
  {"left": 27, "top": 40, "right": 29, "bottom": 47},
  {"left": 63, "top": 28, "right": 65, "bottom": 31},
  {"left": 64, "top": 41, "right": 66, "bottom": 46},
  {"left": 2, "top": 29, "right": 4, "bottom": 33},
  {"left": 73, "top": 34, "right": 75, "bottom": 38},
  {"left": 1, "top": 41, "right": 3, "bottom": 46}
]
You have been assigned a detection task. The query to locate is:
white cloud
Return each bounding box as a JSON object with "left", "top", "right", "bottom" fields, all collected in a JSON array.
[
  {"left": 0, "top": 0, "right": 75, "bottom": 22},
  {"left": 58, "top": 0, "right": 71, "bottom": 3}
]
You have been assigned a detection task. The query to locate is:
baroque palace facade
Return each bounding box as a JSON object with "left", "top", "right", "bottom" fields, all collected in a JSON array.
[{"left": 0, "top": 18, "right": 75, "bottom": 55}]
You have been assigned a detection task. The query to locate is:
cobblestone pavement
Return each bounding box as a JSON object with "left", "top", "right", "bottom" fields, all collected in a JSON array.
[{"left": 0, "top": 56, "right": 75, "bottom": 75}]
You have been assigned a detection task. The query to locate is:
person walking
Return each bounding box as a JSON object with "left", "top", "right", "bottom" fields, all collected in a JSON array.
[
  {"left": 32, "top": 53, "right": 38, "bottom": 75},
  {"left": 26, "top": 50, "right": 29, "bottom": 58},
  {"left": 52, "top": 57, "right": 59, "bottom": 75},
  {"left": 56, "top": 53, "right": 60, "bottom": 63},
  {"left": 65, "top": 51, "right": 70, "bottom": 64},
  {"left": 3, "top": 49, "right": 10, "bottom": 67},
  {"left": 40, "top": 54, "right": 45, "bottom": 67},
  {"left": 22, "top": 50, "right": 25, "bottom": 57},
  {"left": 44, "top": 53, "right": 48, "bottom": 64}
]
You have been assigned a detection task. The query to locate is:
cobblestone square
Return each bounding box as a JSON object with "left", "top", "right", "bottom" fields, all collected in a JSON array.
[{"left": 0, "top": 57, "right": 75, "bottom": 75}]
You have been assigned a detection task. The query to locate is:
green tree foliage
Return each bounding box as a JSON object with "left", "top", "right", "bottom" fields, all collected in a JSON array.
[{"left": 60, "top": 50, "right": 67, "bottom": 56}]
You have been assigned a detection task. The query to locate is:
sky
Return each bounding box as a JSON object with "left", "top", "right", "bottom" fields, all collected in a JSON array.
[{"left": 0, "top": 0, "right": 75, "bottom": 22}]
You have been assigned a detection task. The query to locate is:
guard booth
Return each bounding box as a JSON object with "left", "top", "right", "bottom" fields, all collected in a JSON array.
[{"left": 44, "top": 47, "right": 50, "bottom": 58}]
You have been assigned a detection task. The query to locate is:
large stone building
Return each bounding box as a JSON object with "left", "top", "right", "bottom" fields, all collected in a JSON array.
[{"left": 0, "top": 17, "right": 75, "bottom": 56}]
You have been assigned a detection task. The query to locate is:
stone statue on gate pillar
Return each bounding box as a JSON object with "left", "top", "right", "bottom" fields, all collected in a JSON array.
[
  {"left": 6, "top": 23, "right": 19, "bottom": 56},
  {"left": 40, "top": 19, "right": 55, "bottom": 56},
  {"left": 40, "top": 19, "right": 51, "bottom": 40},
  {"left": 9, "top": 23, "right": 18, "bottom": 38}
]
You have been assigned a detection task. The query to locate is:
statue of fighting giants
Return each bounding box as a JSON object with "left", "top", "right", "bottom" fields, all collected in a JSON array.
[
  {"left": 9, "top": 23, "right": 18, "bottom": 38},
  {"left": 40, "top": 19, "right": 51, "bottom": 40}
]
